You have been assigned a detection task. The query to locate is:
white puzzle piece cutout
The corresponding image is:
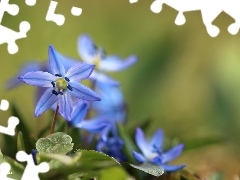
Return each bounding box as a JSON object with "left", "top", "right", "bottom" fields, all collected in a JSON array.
[
  {"left": 0, "top": 0, "right": 30, "bottom": 54},
  {"left": 0, "top": 162, "right": 16, "bottom": 180},
  {"left": 71, "top": 6, "right": 82, "bottom": 16},
  {"left": 0, "top": 100, "right": 19, "bottom": 136},
  {"left": 132, "top": 0, "right": 240, "bottom": 37},
  {"left": 25, "top": 0, "right": 37, "bottom": 6},
  {"left": 129, "top": 0, "right": 138, "bottom": 4},
  {"left": 16, "top": 151, "right": 49, "bottom": 180},
  {"left": 0, "top": 100, "right": 9, "bottom": 111},
  {"left": 46, "top": 0, "right": 65, "bottom": 26},
  {"left": 0, "top": 116, "right": 19, "bottom": 136}
]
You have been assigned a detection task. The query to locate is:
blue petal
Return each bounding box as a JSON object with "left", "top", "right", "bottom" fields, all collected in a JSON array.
[
  {"left": 68, "top": 81, "right": 101, "bottom": 101},
  {"left": 93, "top": 84, "right": 122, "bottom": 111},
  {"left": 65, "top": 63, "right": 95, "bottom": 81},
  {"left": 99, "top": 55, "right": 138, "bottom": 72},
  {"left": 150, "top": 155, "right": 163, "bottom": 165},
  {"left": 150, "top": 129, "right": 164, "bottom": 152},
  {"left": 161, "top": 164, "right": 185, "bottom": 172},
  {"left": 77, "top": 34, "right": 98, "bottom": 63},
  {"left": 132, "top": 151, "right": 146, "bottom": 163},
  {"left": 35, "top": 87, "right": 47, "bottom": 105},
  {"left": 48, "top": 45, "right": 66, "bottom": 76},
  {"left": 99, "top": 125, "right": 111, "bottom": 142},
  {"left": 35, "top": 88, "right": 59, "bottom": 116},
  {"left": 70, "top": 102, "right": 88, "bottom": 125},
  {"left": 19, "top": 71, "right": 58, "bottom": 87},
  {"left": 58, "top": 92, "right": 73, "bottom": 121},
  {"left": 6, "top": 61, "right": 43, "bottom": 89},
  {"left": 59, "top": 54, "right": 79, "bottom": 71},
  {"left": 90, "top": 71, "right": 120, "bottom": 86},
  {"left": 162, "top": 144, "right": 184, "bottom": 164},
  {"left": 135, "top": 127, "right": 151, "bottom": 157},
  {"left": 73, "top": 117, "right": 109, "bottom": 133}
]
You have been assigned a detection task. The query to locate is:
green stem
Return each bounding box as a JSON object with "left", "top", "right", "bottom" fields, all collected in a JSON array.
[{"left": 50, "top": 104, "right": 59, "bottom": 134}]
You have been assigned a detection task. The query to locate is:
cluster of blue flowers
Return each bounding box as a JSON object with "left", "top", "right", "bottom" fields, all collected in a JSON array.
[{"left": 8, "top": 34, "right": 185, "bottom": 173}]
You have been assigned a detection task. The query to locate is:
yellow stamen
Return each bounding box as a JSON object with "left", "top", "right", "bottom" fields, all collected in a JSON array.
[{"left": 56, "top": 78, "right": 68, "bottom": 90}]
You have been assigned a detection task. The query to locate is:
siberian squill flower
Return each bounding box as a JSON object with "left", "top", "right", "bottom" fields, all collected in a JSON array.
[
  {"left": 19, "top": 45, "right": 101, "bottom": 120},
  {"left": 92, "top": 83, "right": 126, "bottom": 123},
  {"left": 133, "top": 127, "right": 185, "bottom": 172},
  {"left": 68, "top": 100, "right": 109, "bottom": 133},
  {"left": 77, "top": 34, "right": 138, "bottom": 86},
  {"left": 96, "top": 136, "right": 126, "bottom": 162},
  {"left": 92, "top": 83, "right": 127, "bottom": 140}
]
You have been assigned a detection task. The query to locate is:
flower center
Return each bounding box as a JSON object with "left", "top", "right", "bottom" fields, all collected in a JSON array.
[
  {"left": 56, "top": 78, "right": 68, "bottom": 90},
  {"left": 93, "top": 48, "right": 105, "bottom": 70}
]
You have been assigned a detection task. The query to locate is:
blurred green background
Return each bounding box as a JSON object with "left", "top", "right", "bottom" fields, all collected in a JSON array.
[{"left": 1, "top": 0, "right": 240, "bottom": 178}]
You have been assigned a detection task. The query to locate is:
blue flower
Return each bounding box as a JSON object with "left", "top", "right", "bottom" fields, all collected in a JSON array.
[
  {"left": 91, "top": 83, "right": 127, "bottom": 141},
  {"left": 19, "top": 45, "right": 101, "bottom": 120},
  {"left": 96, "top": 136, "right": 126, "bottom": 162},
  {"left": 68, "top": 100, "right": 109, "bottom": 133},
  {"left": 77, "top": 34, "right": 138, "bottom": 86},
  {"left": 133, "top": 127, "right": 185, "bottom": 172},
  {"left": 93, "top": 83, "right": 126, "bottom": 124},
  {"left": 6, "top": 61, "right": 45, "bottom": 90}
]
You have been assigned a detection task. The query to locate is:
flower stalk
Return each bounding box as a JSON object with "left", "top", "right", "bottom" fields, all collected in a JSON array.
[{"left": 50, "top": 104, "right": 59, "bottom": 134}]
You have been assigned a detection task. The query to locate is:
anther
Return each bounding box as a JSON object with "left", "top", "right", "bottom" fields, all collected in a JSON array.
[
  {"left": 31, "top": 149, "right": 38, "bottom": 165},
  {"left": 67, "top": 85, "right": 73, "bottom": 91},
  {"left": 55, "top": 74, "right": 62, "bottom": 77},
  {"left": 65, "top": 77, "right": 70, "bottom": 82},
  {"left": 153, "top": 144, "right": 161, "bottom": 154},
  {"left": 51, "top": 81, "right": 55, "bottom": 87},
  {"left": 52, "top": 90, "right": 58, "bottom": 96},
  {"left": 58, "top": 91, "right": 63, "bottom": 95}
]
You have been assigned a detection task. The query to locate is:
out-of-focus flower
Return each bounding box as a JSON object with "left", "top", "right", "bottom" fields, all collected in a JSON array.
[
  {"left": 93, "top": 83, "right": 126, "bottom": 124},
  {"left": 77, "top": 34, "right": 138, "bottom": 86},
  {"left": 68, "top": 100, "right": 109, "bottom": 133},
  {"left": 133, "top": 127, "right": 185, "bottom": 172},
  {"left": 6, "top": 61, "right": 45, "bottom": 89},
  {"left": 92, "top": 83, "right": 127, "bottom": 140},
  {"left": 96, "top": 136, "right": 126, "bottom": 162},
  {"left": 19, "top": 45, "right": 100, "bottom": 120}
]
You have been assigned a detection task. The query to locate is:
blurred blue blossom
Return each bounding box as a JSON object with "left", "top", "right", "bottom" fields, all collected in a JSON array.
[
  {"left": 96, "top": 136, "right": 126, "bottom": 162},
  {"left": 68, "top": 100, "right": 109, "bottom": 133},
  {"left": 7, "top": 61, "right": 45, "bottom": 89},
  {"left": 133, "top": 127, "right": 185, "bottom": 172},
  {"left": 19, "top": 45, "right": 100, "bottom": 120},
  {"left": 92, "top": 83, "right": 127, "bottom": 141},
  {"left": 77, "top": 34, "right": 138, "bottom": 86},
  {"left": 93, "top": 83, "right": 126, "bottom": 123}
]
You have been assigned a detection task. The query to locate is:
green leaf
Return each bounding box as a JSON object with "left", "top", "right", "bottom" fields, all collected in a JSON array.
[
  {"left": 36, "top": 132, "right": 73, "bottom": 154},
  {"left": 39, "top": 150, "right": 120, "bottom": 179},
  {"left": 38, "top": 153, "right": 76, "bottom": 166},
  {"left": 130, "top": 163, "right": 164, "bottom": 177},
  {"left": 78, "top": 149, "right": 120, "bottom": 165},
  {"left": 17, "top": 131, "right": 26, "bottom": 152}
]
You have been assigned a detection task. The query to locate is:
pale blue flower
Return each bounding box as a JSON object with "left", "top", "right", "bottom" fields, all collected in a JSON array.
[
  {"left": 133, "top": 127, "right": 185, "bottom": 172},
  {"left": 77, "top": 34, "right": 138, "bottom": 86}
]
